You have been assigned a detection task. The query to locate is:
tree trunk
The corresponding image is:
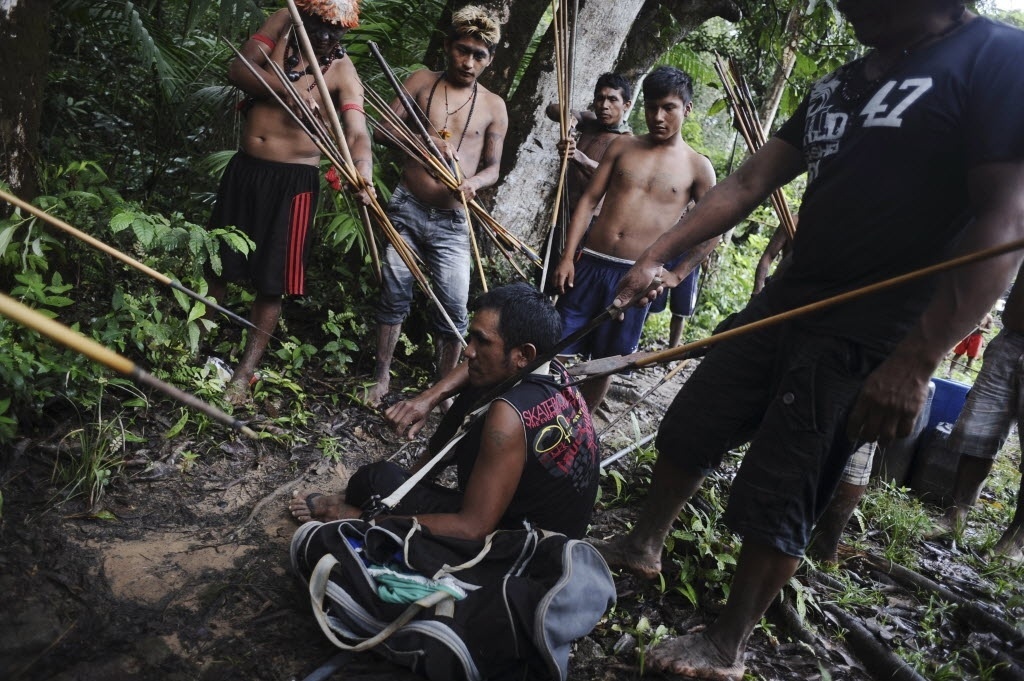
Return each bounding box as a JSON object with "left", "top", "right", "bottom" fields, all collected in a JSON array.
[
  {"left": 0, "top": 0, "right": 53, "bottom": 206},
  {"left": 488, "top": 0, "right": 740, "bottom": 251},
  {"left": 616, "top": 0, "right": 742, "bottom": 86},
  {"left": 757, "top": 4, "right": 803, "bottom": 135}
]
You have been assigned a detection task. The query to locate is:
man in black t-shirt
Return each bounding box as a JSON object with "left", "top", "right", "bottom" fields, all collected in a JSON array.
[
  {"left": 595, "top": 2, "right": 1024, "bottom": 678},
  {"left": 289, "top": 283, "right": 599, "bottom": 540}
]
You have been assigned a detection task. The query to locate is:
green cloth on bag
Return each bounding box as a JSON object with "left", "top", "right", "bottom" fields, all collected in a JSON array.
[{"left": 368, "top": 563, "right": 468, "bottom": 604}]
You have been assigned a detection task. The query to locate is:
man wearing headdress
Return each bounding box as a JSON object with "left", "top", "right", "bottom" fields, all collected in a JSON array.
[
  {"left": 366, "top": 6, "right": 508, "bottom": 410},
  {"left": 207, "top": 0, "right": 373, "bottom": 405}
]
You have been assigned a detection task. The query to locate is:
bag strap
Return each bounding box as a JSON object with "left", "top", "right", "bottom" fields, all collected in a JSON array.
[
  {"left": 431, "top": 529, "right": 496, "bottom": 580},
  {"left": 308, "top": 553, "right": 454, "bottom": 651},
  {"left": 364, "top": 401, "right": 493, "bottom": 519}
]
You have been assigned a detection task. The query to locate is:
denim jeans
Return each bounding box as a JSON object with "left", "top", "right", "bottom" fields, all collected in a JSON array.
[{"left": 377, "top": 185, "right": 471, "bottom": 338}]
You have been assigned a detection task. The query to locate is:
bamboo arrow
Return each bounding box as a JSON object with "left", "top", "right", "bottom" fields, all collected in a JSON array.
[
  {"left": 225, "top": 40, "right": 467, "bottom": 345},
  {"left": 714, "top": 56, "right": 797, "bottom": 241},
  {"left": 0, "top": 188, "right": 262, "bottom": 337},
  {"left": 569, "top": 237, "right": 1024, "bottom": 379},
  {"left": 0, "top": 292, "right": 258, "bottom": 439},
  {"left": 470, "top": 281, "right": 659, "bottom": 411},
  {"left": 367, "top": 41, "right": 453, "bottom": 172},
  {"left": 539, "top": 0, "right": 575, "bottom": 294},
  {"left": 282, "top": 0, "right": 382, "bottom": 284}
]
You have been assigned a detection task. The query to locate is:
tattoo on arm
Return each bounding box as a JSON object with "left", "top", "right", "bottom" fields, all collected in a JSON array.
[{"left": 486, "top": 427, "right": 510, "bottom": 450}]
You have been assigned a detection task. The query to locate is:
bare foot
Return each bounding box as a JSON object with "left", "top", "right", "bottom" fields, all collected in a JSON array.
[
  {"left": 289, "top": 490, "right": 345, "bottom": 523},
  {"left": 224, "top": 378, "right": 250, "bottom": 407},
  {"left": 590, "top": 535, "right": 662, "bottom": 579},
  {"left": 922, "top": 513, "right": 958, "bottom": 541},
  {"left": 365, "top": 381, "right": 389, "bottom": 409},
  {"left": 992, "top": 525, "right": 1024, "bottom": 564},
  {"left": 646, "top": 632, "right": 744, "bottom": 681}
]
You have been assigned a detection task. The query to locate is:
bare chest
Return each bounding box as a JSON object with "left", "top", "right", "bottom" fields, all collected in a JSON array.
[
  {"left": 612, "top": 152, "right": 694, "bottom": 204},
  {"left": 420, "top": 80, "right": 485, "bottom": 151}
]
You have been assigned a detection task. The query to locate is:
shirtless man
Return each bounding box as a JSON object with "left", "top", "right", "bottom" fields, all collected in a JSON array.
[
  {"left": 208, "top": 0, "right": 373, "bottom": 405},
  {"left": 552, "top": 66, "right": 717, "bottom": 410},
  {"left": 541, "top": 73, "right": 632, "bottom": 291},
  {"left": 366, "top": 6, "right": 508, "bottom": 409},
  {"left": 545, "top": 72, "right": 633, "bottom": 214}
]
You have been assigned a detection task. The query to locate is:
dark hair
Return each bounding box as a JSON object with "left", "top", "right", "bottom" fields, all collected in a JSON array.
[
  {"left": 642, "top": 65, "right": 694, "bottom": 104},
  {"left": 470, "top": 283, "right": 562, "bottom": 355},
  {"left": 595, "top": 72, "right": 632, "bottom": 103}
]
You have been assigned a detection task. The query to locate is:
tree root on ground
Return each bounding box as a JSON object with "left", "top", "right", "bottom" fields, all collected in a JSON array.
[
  {"left": 821, "top": 602, "right": 927, "bottom": 681},
  {"left": 857, "top": 552, "right": 1024, "bottom": 644}
]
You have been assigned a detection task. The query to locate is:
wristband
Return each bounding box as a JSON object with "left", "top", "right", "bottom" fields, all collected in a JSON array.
[{"left": 250, "top": 33, "right": 275, "bottom": 50}]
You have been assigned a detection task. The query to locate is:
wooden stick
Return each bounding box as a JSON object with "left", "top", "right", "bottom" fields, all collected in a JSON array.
[
  {"left": 821, "top": 603, "right": 928, "bottom": 681},
  {"left": 0, "top": 292, "right": 258, "bottom": 438},
  {"left": 228, "top": 41, "right": 466, "bottom": 345},
  {"left": 598, "top": 359, "right": 692, "bottom": 438},
  {"left": 283, "top": 0, "right": 382, "bottom": 281},
  {"left": 569, "top": 236, "right": 1024, "bottom": 378},
  {"left": 0, "top": 188, "right": 262, "bottom": 337},
  {"left": 858, "top": 552, "right": 1024, "bottom": 642},
  {"left": 455, "top": 162, "right": 488, "bottom": 292}
]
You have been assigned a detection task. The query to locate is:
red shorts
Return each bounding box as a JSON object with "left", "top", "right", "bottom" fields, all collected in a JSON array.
[{"left": 953, "top": 332, "right": 983, "bottom": 359}]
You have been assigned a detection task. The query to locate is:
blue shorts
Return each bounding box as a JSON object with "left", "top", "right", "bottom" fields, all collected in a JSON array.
[
  {"left": 656, "top": 298, "right": 885, "bottom": 556},
  {"left": 556, "top": 250, "right": 650, "bottom": 358},
  {"left": 377, "top": 185, "right": 471, "bottom": 338},
  {"left": 649, "top": 256, "right": 700, "bottom": 317}
]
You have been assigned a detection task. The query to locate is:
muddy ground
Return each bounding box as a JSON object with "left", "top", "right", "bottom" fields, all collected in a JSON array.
[{"left": 2, "top": 356, "right": 1023, "bottom": 681}]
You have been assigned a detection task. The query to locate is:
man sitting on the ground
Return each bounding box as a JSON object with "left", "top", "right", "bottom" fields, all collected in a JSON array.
[{"left": 290, "top": 283, "right": 600, "bottom": 540}]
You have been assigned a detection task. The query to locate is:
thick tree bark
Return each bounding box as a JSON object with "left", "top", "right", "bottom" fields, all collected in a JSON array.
[
  {"left": 489, "top": 0, "right": 740, "bottom": 251},
  {"left": 486, "top": 0, "right": 645, "bottom": 249},
  {"left": 0, "top": 0, "right": 52, "bottom": 206},
  {"left": 616, "top": 0, "right": 742, "bottom": 86}
]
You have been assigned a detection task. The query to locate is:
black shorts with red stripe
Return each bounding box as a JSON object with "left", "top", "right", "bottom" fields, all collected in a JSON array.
[{"left": 208, "top": 151, "right": 319, "bottom": 296}]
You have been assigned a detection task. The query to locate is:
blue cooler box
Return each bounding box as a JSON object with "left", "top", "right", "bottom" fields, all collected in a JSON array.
[{"left": 927, "top": 377, "right": 970, "bottom": 430}]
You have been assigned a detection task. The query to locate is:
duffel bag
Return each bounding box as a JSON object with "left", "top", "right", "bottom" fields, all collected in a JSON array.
[{"left": 290, "top": 517, "right": 616, "bottom": 681}]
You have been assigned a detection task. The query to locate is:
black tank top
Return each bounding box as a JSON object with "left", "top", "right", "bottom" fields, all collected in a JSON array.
[{"left": 430, "top": 362, "right": 600, "bottom": 538}]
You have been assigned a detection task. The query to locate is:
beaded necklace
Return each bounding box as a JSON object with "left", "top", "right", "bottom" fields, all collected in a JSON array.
[
  {"left": 284, "top": 37, "right": 346, "bottom": 92},
  {"left": 425, "top": 73, "right": 478, "bottom": 151}
]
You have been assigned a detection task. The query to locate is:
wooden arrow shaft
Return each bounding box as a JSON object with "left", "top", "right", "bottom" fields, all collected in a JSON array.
[
  {"left": 0, "top": 292, "right": 257, "bottom": 438},
  {"left": 572, "top": 236, "right": 1024, "bottom": 378}
]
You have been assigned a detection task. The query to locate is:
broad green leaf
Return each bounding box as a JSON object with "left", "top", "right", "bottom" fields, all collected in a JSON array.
[{"left": 164, "top": 410, "right": 189, "bottom": 439}]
